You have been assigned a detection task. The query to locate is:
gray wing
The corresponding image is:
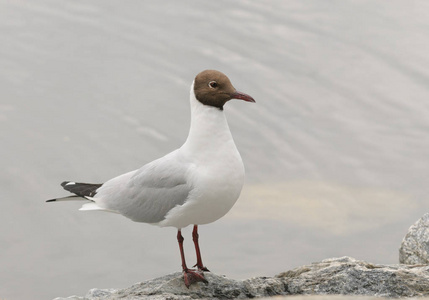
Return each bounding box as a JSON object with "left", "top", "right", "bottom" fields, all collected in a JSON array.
[{"left": 95, "top": 150, "right": 192, "bottom": 223}]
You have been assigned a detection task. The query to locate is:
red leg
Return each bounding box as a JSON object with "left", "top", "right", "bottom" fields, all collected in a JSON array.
[
  {"left": 177, "top": 229, "right": 207, "bottom": 288},
  {"left": 177, "top": 230, "right": 187, "bottom": 271},
  {"left": 192, "top": 225, "right": 210, "bottom": 272}
]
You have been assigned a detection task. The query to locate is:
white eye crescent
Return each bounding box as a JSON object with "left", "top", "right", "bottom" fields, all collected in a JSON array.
[{"left": 208, "top": 81, "right": 218, "bottom": 88}]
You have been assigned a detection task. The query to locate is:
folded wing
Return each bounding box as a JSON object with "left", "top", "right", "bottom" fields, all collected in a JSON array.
[{"left": 94, "top": 151, "right": 192, "bottom": 224}]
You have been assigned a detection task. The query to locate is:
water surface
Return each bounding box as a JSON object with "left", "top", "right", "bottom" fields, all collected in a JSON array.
[{"left": 1, "top": 1, "right": 429, "bottom": 299}]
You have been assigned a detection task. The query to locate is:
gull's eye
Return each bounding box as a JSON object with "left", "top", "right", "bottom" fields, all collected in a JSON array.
[{"left": 208, "top": 81, "right": 218, "bottom": 88}]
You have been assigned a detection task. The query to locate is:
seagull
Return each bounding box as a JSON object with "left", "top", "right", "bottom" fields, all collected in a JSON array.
[{"left": 47, "top": 70, "right": 255, "bottom": 287}]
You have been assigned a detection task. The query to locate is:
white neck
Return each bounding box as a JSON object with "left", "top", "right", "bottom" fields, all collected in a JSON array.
[{"left": 181, "top": 82, "right": 237, "bottom": 157}]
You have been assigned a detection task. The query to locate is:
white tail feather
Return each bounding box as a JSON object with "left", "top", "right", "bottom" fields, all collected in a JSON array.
[{"left": 79, "top": 203, "right": 119, "bottom": 214}]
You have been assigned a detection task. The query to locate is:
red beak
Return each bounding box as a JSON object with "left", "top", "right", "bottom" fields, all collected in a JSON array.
[{"left": 230, "top": 90, "right": 256, "bottom": 103}]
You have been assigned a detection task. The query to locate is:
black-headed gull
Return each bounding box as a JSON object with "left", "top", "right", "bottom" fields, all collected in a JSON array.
[{"left": 47, "top": 70, "right": 255, "bottom": 287}]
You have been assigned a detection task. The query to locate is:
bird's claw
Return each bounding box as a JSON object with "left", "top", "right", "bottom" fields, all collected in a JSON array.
[
  {"left": 193, "top": 263, "right": 210, "bottom": 272},
  {"left": 183, "top": 269, "right": 208, "bottom": 288}
]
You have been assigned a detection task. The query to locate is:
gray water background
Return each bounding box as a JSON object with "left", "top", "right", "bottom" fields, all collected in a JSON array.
[{"left": 1, "top": 1, "right": 429, "bottom": 299}]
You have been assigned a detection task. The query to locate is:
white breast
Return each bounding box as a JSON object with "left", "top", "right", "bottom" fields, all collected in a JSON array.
[{"left": 158, "top": 84, "right": 245, "bottom": 228}]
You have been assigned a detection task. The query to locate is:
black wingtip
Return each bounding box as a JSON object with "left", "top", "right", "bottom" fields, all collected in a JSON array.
[
  {"left": 61, "top": 181, "right": 70, "bottom": 187},
  {"left": 46, "top": 199, "right": 56, "bottom": 202}
]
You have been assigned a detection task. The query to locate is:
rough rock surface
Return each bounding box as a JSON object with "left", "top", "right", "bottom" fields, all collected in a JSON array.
[
  {"left": 54, "top": 257, "right": 429, "bottom": 299},
  {"left": 54, "top": 272, "right": 285, "bottom": 300},
  {"left": 400, "top": 213, "right": 429, "bottom": 264},
  {"left": 278, "top": 256, "right": 429, "bottom": 297}
]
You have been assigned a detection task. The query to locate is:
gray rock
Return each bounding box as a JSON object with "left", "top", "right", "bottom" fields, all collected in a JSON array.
[
  {"left": 399, "top": 213, "right": 429, "bottom": 264},
  {"left": 54, "top": 272, "right": 285, "bottom": 300},
  {"left": 258, "top": 297, "right": 403, "bottom": 300},
  {"left": 278, "top": 256, "right": 429, "bottom": 297},
  {"left": 54, "top": 257, "right": 429, "bottom": 299}
]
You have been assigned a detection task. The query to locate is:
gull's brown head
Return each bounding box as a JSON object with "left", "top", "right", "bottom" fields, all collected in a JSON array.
[{"left": 194, "top": 70, "right": 255, "bottom": 110}]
